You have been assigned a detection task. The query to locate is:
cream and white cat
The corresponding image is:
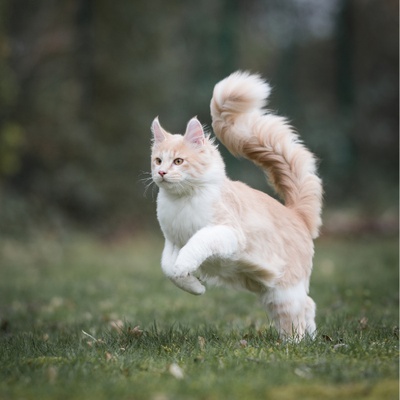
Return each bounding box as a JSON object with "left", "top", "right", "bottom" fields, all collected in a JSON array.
[{"left": 150, "top": 71, "right": 323, "bottom": 339}]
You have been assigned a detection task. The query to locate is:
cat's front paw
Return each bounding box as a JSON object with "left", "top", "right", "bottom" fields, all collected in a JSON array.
[{"left": 169, "top": 274, "right": 206, "bottom": 295}]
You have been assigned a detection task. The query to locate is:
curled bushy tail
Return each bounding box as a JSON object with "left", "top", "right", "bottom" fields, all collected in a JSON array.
[{"left": 210, "top": 71, "right": 323, "bottom": 238}]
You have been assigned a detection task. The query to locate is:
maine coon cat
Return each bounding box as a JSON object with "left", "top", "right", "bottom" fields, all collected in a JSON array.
[{"left": 150, "top": 71, "right": 323, "bottom": 339}]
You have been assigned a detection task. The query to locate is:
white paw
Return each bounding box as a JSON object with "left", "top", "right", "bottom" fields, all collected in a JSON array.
[{"left": 169, "top": 274, "right": 206, "bottom": 295}]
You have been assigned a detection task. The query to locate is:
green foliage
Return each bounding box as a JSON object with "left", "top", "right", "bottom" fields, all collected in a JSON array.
[
  {"left": 0, "top": 0, "right": 398, "bottom": 227},
  {"left": 0, "top": 234, "right": 398, "bottom": 399},
  {"left": 0, "top": 123, "right": 24, "bottom": 176}
]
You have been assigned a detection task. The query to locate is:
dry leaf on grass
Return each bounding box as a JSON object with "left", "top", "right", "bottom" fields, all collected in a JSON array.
[{"left": 168, "top": 363, "right": 184, "bottom": 380}]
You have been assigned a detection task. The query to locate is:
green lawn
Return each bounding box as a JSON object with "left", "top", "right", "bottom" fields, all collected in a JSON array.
[{"left": 0, "top": 232, "right": 398, "bottom": 399}]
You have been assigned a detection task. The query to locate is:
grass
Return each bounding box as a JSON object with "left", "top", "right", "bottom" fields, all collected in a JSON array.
[{"left": 0, "top": 231, "right": 398, "bottom": 399}]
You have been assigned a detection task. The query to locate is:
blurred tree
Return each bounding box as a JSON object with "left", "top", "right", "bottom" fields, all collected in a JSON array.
[
  {"left": 0, "top": 0, "right": 397, "bottom": 235},
  {"left": 0, "top": 1, "right": 23, "bottom": 179}
]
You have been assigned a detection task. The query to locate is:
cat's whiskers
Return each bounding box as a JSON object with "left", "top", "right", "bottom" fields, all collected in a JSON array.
[{"left": 139, "top": 172, "right": 157, "bottom": 198}]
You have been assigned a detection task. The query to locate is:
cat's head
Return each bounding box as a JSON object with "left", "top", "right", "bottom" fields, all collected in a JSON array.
[{"left": 150, "top": 117, "right": 225, "bottom": 195}]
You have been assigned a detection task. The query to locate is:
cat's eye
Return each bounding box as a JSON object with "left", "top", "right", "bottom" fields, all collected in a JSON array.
[
  {"left": 154, "top": 157, "right": 162, "bottom": 165},
  {"left": 173, "top": 158, "right": 184, "bottom": 165}
]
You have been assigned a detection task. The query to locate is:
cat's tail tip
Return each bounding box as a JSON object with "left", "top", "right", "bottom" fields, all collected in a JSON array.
[{"left": 211, "top": 71, "right": 271, "bottom": 119}]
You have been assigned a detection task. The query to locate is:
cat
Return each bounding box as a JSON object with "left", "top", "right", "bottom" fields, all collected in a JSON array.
[{"left": 150, "top": 71, "right": 323, "bottom": 340}]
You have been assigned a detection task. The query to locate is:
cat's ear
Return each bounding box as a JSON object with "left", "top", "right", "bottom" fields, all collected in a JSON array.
[
  {"left": 184, "top": 117, "right": 205, "bottom": 146},
  {"left": 151, "top": 117, "right": 168, "bottom": 143}
]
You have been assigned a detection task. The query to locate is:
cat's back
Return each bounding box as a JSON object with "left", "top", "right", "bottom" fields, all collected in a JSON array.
[
  {"left": 218, "top": 179, "right": 307, "bottom": 237},
  {"left": 218, "top": 179, "right": 285, "bottom": 218}
]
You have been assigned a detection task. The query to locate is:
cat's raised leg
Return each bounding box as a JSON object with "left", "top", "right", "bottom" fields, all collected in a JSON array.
[
  {"left": 161, "top": 239, "right": 179, "bottom": 276},
  {"left": 261, "top": 281, "right": 316, "bottom": 340},
  {"left": 171, "top": 225, "right": 240, "bottom": 295},
  {"left": 161, "top": 239, "right": 206, "bottom": 295}
]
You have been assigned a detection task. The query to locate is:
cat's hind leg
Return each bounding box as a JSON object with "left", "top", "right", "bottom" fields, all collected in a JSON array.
[
  {"left": 261, "top": 281, "right": 315, "bottom": 340},
  {"left": 305, "top": 295, "right": 317, "bottom": 338}
]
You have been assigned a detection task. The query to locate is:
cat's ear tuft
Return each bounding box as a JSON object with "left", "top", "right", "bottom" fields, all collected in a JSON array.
[
  {"left": 184, "top": 117, "right": 205, "bottom": 146},
  {"left": 151, "top": 117, "right": 167, "bottom": 143}
]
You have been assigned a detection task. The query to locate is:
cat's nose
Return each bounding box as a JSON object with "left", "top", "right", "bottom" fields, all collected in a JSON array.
[{"left": 158, "top": 170, "right": 167, "bottom": 177}]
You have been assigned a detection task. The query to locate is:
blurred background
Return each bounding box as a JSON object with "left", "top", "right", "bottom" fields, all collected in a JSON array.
[{"left": 0, "top": 0, "right": 398, "bottom": 238}]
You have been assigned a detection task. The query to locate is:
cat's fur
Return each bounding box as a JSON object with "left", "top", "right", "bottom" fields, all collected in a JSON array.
[{"left": 150, "top": 71, "right": 323, "bottom": 339}]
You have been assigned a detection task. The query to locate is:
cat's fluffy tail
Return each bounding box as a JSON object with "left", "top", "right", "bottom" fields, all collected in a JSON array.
[{"left": 210, "top": 71, "right": 323, "bottom": 238}]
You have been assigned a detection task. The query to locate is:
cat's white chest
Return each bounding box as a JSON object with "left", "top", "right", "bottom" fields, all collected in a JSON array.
[{"left": 157, "top": 188, "right": 218, "bottom": 248}]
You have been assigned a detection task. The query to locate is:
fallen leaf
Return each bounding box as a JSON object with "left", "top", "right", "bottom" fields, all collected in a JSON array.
[
  {"left": 333, "top": 343, "right": 348, "bottom": 351},
  {"left": 128, "top": 325, "right": 143, "bottom": 338},
  {"left": 110, "top": 319, "right": 124, "bottom": 332},
  {"left": 198, "top": 336, "right": 206, "bottom": 351},
  {"left": 393, "top": 326, "right": 399, "bottom": 338},
  {"left": 359, "top": 317, "right": 368, "bottom": 330},
  {"left": 322, "top": 334, "right": 333, "bottom": 342},
  {"left": 47, "top": 366, "right": 58, "bottom": 384},
  {"left": 294, "top": 366, "right": 312, "bottom": 379},
  {"left": 169, "top": 363, "right": 184, "bottom": 379}
]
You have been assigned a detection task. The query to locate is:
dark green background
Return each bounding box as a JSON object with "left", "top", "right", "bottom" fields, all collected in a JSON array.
[{"left": 0, "top": 0, "right": 398, "bottom": 235}]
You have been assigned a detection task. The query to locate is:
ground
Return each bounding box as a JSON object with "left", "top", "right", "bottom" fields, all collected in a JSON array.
[{"left": 0, "top": 232, "right": 398, "bottom": 399}]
